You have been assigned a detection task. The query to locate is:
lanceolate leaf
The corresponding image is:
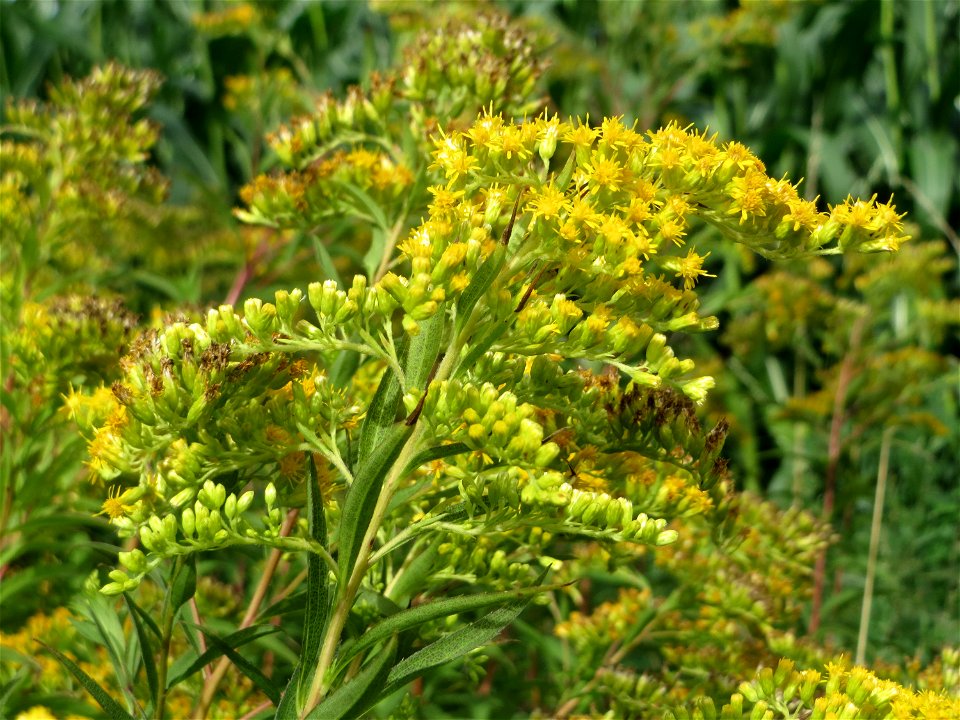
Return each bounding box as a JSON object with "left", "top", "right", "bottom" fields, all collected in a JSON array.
[
  {"left": 405, "top": 302, "right": 447, "bottom": 393},
  {"left": 295, "top": 457, "right": 331, "bottom": 708},
  {"left": 168, "top": 554, "right": 196, "bottom": 612},
  {"left": 304, "top": 635, "right": 399, "bottom": 720},
  {"left": 201, "top": 631, "right": 282, "bottom": 705},
  {"left": 338, "top": 422, "right": 412, "bottom": 583},
  {"left": 166, "top": 625, "right": 281, "bottom": 688},
  {"left": 355, "top": 339, "right": 406, "bottom": 467},
  {"left": 402, "top": 441, "right": 470, "bottom": 477},
  {"left": 386, "top": 539, "right": 441, "bottom": 608},
  {"left": 455, "top": 189, "right": 522, "bottom": 335},
  {"left": 124, "top": 594, "right": 159, "bottom": 703},
  {"left": 340, "top": 584, "right": 561, "bottom": 666},
  {"left": 37, "top": 641, "right": 135, "bottom": 720},
  {"left": 382, "top": 595, "right": 538, "bottom": 694},
  {"left": 124, "top": 593, "right": 161, "bottom": 639}
]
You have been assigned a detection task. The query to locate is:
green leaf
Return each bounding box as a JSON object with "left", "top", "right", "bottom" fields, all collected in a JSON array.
[
  {"left": 201, "top": 631, "right": 282, "bottom": 705},
  {"left": 36, "top": 641, "right": 135, "bottom": 720},
  {"left": 339, "top": 422, "right": 412, "bottom": 583},
  {"left": 456, "top": 315, "right": 515, "bottom": 374},
  {"left": 341, "top": 584, "right": 557, "bottom": 667},
  {"left": 124, "top": 593, "right": 161, "bottom": 639},
  {"left": 456, "top": 243, "right": 507, "bottom": 335},
  {"left": 402, "top": 442, "right": 470, "bottom": 477},
  {"left": 259, "top": 590, "right": 308, "bottom": 620},
  {"left": 124, "top": 595, "right": 159, "bottom": 703},
  {"left": 295, "top": 458, "right": 331, "bottom": 708},
  {"left": 275, "top": 665, "right": 303, "bottom": 720},
  {"left": 383, "top": 593, "right": 540, "bottom": 694},
  {"left": 169, "top": 554, "right": 197, "bottom": 611},
  {"left": 329, "top": 346, "right": 361, "bottom": 389},
  {"left": 311, "top": 235, "right": 344, "bottom": 287},
  {"left": 304, "top": 636, "right": 398, "bottom": 720},
  {"left": 356, "top": 341, "right": 406, "bottom": 467},
  {"left": 405, "top": 303, "right": 447, "bottom": 393},
  {"left": 166, "top": 625, "right": 281, "bottom": 688}
]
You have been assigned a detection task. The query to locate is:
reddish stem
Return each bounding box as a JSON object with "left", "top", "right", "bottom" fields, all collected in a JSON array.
[{"left": 808, "top": 317, "right": 865, "bottom": 635}]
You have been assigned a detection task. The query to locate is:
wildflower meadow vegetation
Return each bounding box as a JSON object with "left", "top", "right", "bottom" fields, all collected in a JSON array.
[{"left": 1, "top": 1, "right": 957, "bottom": 719}]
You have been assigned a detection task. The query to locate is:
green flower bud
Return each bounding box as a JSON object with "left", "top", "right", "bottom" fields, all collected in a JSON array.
[
  {"left": 264, "top": 483, "right": 277, "bottom": 511},
  {"left": 275, "top": 288, "right": 303, "bottom": 328},
  {"left": 140, "top": 526, "right": 157, "bottom": 551},
  {"left": 533, "top": 442, "right": 560, "bottom": 468},
  {"left": 181, "top": 507, "right": 196, "bottom": 538},
  {"left": 207, "top": 509, "right": 222, "bottom": 535},
  {"left": 198, "top": 480, "right": 220, "bottom": 509},
  {"left": 757, "top": 667, "right": 775, "bottom": 698},
  {"left": 169, "top": 487, "right": 196, "bottom": 509},
  {"left": 237, "top": 490, "right": 255, "bottom": 515},
  {"left": 118, "top": 549, "right": 148, "bottom": 574},
  {"left": 101, "top": 582, "right": 126, "bottom": 596},
  {"left": 224, "top": 493, "right": 238, "bottom": 521},
  {"left": 244, "top": 301, "right": 277, "bottom": 337},
  {"left": 655, "top": 529, "right": 679, "bottom": 546},
  {"left": 738, "top": 682, "right": 759, "bottom": 704}
]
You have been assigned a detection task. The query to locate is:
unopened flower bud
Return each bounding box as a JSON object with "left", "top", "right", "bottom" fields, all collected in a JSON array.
[{"left": 118, "top": 549, "right": 148, "bottom": 574}]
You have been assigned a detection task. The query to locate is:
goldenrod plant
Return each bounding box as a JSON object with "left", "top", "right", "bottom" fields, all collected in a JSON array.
[{"left": 1, "top": 3, "right": 957, "bottom": 719}]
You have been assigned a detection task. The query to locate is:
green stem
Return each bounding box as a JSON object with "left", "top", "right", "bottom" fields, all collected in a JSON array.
[
  {"left": 300, "top": 340, "right": 462, "bottom": 717},
  {"left": 856, "top": 427, "right": 894, "bottom": 665},
  {"left": 154, "top": 556, "right": 185, "bottom": 720},
  {"left": 791, "top": 345, "right": 808, "bottom": 505}
]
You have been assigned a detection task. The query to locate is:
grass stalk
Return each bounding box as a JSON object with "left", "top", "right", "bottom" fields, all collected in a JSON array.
[{"left": 856, "top": 427, "right": 894, "bottom": 665}]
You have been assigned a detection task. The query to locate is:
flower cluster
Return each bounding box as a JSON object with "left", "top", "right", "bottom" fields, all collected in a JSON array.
[
  {"left": 1, "top": 63, "right": 223, "bottom": 285},
  {"left": 546, "top": 494, "right": 832, "bottom": 717},
  {"left": 665, "top": 656, "right": 960, "bottom": 720},
  {"left": 398, "top": 10, "right": 547, "bottom": 123}
]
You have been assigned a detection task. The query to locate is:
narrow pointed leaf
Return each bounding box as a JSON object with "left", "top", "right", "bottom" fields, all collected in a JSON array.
[
  {"left": 275, "top": 665, "right": 302, "bottom": 720},
  {"left": 342, "top": 583, "right": 560, "bottom": 666},
  {"left": 202, "top": 631, "right": 281, "bottom": 705},
  {"left": 166, "top": 625, "right": 280, "bottom": 687},
  {"left": 37, "top": 641, "right": 135, "bottom": 720},
  {"left": 383, "top": 593, "right": 539, "bottom": 693},
  {"left": 402, "top": 442, "right": 470, "bottom": 476},
  {"left": 386, "top": 540, "right": 440, "bottom": 608},
  {"left": 169, "top": 554, "right": 196, "bottom": 611},
  {"left": 356, "top": 339, "right": 406, "bottom": 466},
  {"left": 404, "top": 303, "right": 447, "bottom": 392},
  {"left": 295, "top": 457, "right": 331, "bottom": 708},
  {"left": 304, "top": 636, "right": 398, "bottom": 720},
  {"left": 456, "top": 244, "right": 507, "bottom": 336},
  {"left": 339, "top": 422, "right": 412, "bottom": 582},
  {"left": 124, "top": 595, "right": 158, "bottom": 702},
  {"left": 124, "top": 593, "right": 161, "bottom": 639}
]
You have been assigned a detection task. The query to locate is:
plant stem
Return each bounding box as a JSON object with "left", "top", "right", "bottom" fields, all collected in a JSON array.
[
  {"left": 374, "top": 218, "right": 407, "bottom": 283},
  {"left": 155, "top": 556, "right": 185, "bottom": 720},
  {"left": 856, "top": 427, "right": 894, "bottom": 665},
  {"left": 300, "top": 340, "right": 461, "bottom": 717},
  {"left": 809, "top": 316, "right": 865, "bottom": 635},
  {"left": 194, "top": 509, "right": 300, "bottom": 718},
  {"left": 791, "top": 346, "right": 808, "bottom": 505}
]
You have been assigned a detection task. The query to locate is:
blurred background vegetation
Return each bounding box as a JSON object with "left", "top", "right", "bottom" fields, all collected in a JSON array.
[{"left": 1, "top": 0, "right": 957, "bottom": 715}]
